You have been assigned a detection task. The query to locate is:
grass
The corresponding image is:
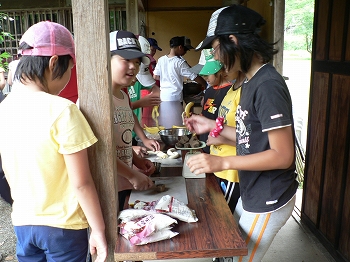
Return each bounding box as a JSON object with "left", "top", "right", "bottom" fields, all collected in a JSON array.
[{"left": 283, "top": 50, "right": 311, "bottom": 60}]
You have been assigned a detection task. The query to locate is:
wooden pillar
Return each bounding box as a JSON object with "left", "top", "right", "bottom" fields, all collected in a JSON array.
[
  {"left": 126, "top": 0, "right": 139, "bottom": 34},
  {"left": 71, "top": 0, "right": 118, "bottom": 261},
  {"left": 273, "top": 0, "right": 285, "bottom": 75}
]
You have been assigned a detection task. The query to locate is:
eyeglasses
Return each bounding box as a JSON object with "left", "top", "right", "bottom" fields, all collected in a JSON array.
[{"left": 210, "top": 44, "right": 220, "bottom": 55}]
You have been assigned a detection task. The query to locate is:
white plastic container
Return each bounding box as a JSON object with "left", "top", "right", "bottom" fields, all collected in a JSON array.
[{"left": 182, "top": 152, "right": 206, "bottom": 178}]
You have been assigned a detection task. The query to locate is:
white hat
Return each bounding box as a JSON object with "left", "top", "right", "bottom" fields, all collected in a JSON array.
[
  {"left": 138, "top": 35, "right": 151, "bottom": 55},
  {"left": 135, "top": 35, "right": 154, "bottom": 86},
  {"left": 189, "top": 47, "right": 206, "bottom": 74},
  {"left": 136, "top": 63, "right": 155, "bottom": 87}
]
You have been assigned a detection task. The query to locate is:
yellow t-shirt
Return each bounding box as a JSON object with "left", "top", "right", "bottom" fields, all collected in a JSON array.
[
  {"left": 0, "top": 84, "right": 97, "bottom": 229},
  {"left": 210, "top": 86, "right": 241, "bottom": 182}
]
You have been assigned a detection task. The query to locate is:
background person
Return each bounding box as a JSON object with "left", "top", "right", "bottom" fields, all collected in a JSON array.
[
  {"left": 58, "top": 65, "right": 78, "bottom": 103},
  {"left": 190, "top": 48, "right": 242, "bottom": 213},
  {"left": 194, "top": 49, "right": 232, "bottom": 153},
  {"left": 206, "top": 71, "right": 244, "bottom": 213},
  {"left": 7, "top": 50, "right": 22, "bottom": 88},
  {"left": 128, "top": 35, "right": 161, "bottom": 148},
  {"left": 0, "top": 155, "right": 12, "bottom": 205},
  {"left": 147, "top": 37, "right": 162, "bottom": 87},
  {"left": 153, "top": 36, "right": 207, "bottom": 128},
  {"left": 141, "top": 37, "right": 162, "bottom": 126},
  {"left": 0, "top": 67, "right": 5, "bottom": 91},
  {"left": 0, "top": 66, "right": 6, "bottom": 102}
]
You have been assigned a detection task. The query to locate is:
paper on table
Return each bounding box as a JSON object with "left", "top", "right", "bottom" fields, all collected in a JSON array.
[{"left": 129, "top": 176, "right": 188, "bottom": 204}]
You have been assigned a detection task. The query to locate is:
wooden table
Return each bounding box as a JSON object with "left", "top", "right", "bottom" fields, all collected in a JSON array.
[{"left": 115, "top": 167, "right": 247, "bottom": 261}]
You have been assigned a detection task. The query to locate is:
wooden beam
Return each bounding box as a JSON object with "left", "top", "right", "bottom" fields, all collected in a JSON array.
[
  {"left": 145, "top": 6, "right": 220, "bottom": 12},
  {"left": 71, "top": 0, "right": 118, "bottom": 261}
]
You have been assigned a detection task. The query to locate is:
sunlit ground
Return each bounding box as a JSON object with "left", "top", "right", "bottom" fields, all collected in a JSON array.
[{"left": 283, "top": 50, "right": 311, "bottom": 151}]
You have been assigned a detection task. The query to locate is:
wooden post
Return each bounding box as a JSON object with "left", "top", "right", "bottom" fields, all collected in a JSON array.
[
  {"left": 273, "top": 0, "right": 285, "bottom": 75},
  {"left": 71, "top": 0, "right": 118, "bottom": 261},
  {"left": 126, "top": 0, "right": 139, "bottom": 33}
]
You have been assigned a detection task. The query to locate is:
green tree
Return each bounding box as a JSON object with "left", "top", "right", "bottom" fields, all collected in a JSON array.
[
  {"left": 0, "top": 13, "right": 13, "bottom": 70},
  {"left": 284, "top": 0, "right": 314, "bottom": 53}
]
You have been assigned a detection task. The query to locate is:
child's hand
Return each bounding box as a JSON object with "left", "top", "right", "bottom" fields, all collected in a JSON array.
[
  {"left": 134, "top": 158, "right": 156, "bottom": 176},
  {"left": 145, "top": 91, "right": 161, "bottom": 106},
  {"left": 184, "top": 114, "right": 215, "bottom": 135},
  {"left": 129, "top": 171, "right": 154, "bottom": 191},
  {"left": 89, "top": 229, "right": 107, "bottom": 262},
  {"left": 186, "top": 153, "right": 222, "bottom": 175},
  {"left": 138, "top": 92, "right": 161, "bottom": 108},
  {"left": 133, "top": 146, "right": 148, "bottom": 157},
  {"left": 142, "top": 138, "right": 160, "bottom": 151}
]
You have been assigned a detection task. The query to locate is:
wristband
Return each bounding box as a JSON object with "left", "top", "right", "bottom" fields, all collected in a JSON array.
[{"left": 210, "top": 117, "right": 224, "bottom": 138}]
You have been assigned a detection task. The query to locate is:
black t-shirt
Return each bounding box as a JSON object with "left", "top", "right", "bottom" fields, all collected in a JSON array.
[
  {"left": 236, "top": 63, "right": 298, "bottom": 213},
  {"left": 199, "top": 83, "right": 231, "bottom": 153}
]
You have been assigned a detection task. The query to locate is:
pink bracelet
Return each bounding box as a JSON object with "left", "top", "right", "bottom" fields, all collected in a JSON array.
[{"left": 210, "top": 117, "right": 224, "bottom": 138}]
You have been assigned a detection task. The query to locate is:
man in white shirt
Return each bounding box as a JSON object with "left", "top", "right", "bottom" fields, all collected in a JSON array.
[{"left": 153, "top": 36, "right": 206, "bottom": 127}]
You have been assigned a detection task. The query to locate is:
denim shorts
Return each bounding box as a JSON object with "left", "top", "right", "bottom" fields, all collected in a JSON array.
[{"left": 14, "top": 225, "right": 89, "bottom": 262}]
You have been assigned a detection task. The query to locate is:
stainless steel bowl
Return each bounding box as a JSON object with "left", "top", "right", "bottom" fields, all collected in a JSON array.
[
  {"left": 183, "top": 81, "right": 203, "bottom": 96},
  {"left": 158, "top": 128, "right": 192, "bottom": 146}
]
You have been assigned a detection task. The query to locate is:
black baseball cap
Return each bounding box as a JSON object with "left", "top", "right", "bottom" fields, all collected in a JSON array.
[
  {"left": 110, "top": 30, "right": 150, "bottom": 65},
  {"left": 147, "top": 37, "right": 162, "bottom": 51},
  {"left": 170, "top": 36, "right": 194, "bottom": 50},
  {"left": 196, "top": 5, "right": 266, "bottom": 50}
]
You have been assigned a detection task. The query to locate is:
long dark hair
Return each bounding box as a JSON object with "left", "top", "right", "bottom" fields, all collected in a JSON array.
[
  {"left": 15, "top": 42, "right": 71, "bottom": 88},
  {"left": 217, "top": 33, "right": 278, "bottom": 73}
]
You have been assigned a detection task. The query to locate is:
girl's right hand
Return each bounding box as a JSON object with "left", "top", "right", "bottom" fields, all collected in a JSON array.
[
  {"left": 184, "top": 114, "right": 216, "bottom": 135},
  {"left": 129, "top": 171, "right": 154, "bottom": 191}
]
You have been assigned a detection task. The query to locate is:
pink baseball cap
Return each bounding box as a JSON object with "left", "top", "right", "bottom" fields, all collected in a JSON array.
[{"left": 20, "top": 21, "right": 76, "bottom": 64}]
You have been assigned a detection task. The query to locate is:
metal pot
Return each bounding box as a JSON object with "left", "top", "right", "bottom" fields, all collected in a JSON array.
[
  {"left": 158, "top": 128, "right": 192, "bottom": 147},
  {"left": 183, "top": 81, "right": 202, "bottom": 96}
]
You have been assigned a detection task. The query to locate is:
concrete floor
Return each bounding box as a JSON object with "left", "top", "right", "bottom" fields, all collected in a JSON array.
[
  {"left": 1, "top": 189, "right": 336, "bottom": 262},
  {"left": 144, "top": 215, "right": 335, "bottom": 262},
  {"left": 144, "top": 217, "right": 335, "bottom": 262},
  {"left": 145, "top": 190, "right": 335, "bottom": 262},
  {"left": 262, "top": 213, "right": 335, "bottom": 262},
  {"left": 261, "top": 189, "right": 335, "bottom": 262}
]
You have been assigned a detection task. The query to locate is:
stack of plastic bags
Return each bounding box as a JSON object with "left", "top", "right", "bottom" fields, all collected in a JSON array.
[{"left": 118, "top": 195, "right": 198, "bottom": 245}]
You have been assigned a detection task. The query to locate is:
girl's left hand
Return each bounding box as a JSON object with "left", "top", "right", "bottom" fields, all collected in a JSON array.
[
  {"left": 186, "top": 153, "right": 224, "bottom": 175},
  {"left": 133, "top": 157, "right": 155, "bottom": 176},
  {"left": 206, "top": 135, "right": 224, "bottom": 146}
]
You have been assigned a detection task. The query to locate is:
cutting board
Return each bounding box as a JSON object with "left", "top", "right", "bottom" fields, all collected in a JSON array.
[
  {"left": 128, "top": 176, "right": 188, "bottom": 204},
  {"left": 144, "top": 150, "right": 183, "bottom": 167}
]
